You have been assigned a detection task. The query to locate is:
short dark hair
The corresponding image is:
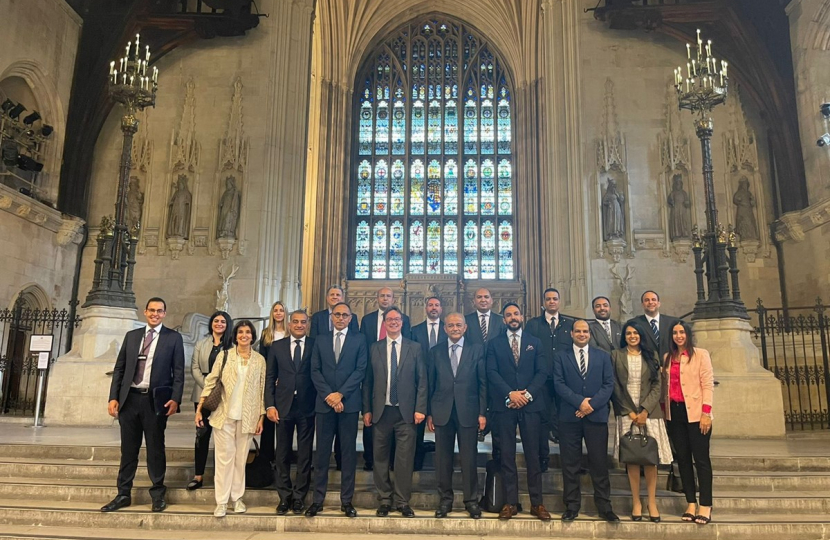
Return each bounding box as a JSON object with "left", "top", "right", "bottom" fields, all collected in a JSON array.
[
  {"left": 591, "top": 296, "right": 611, "bottom": 307},
  {"left": 206, "top": 311, "right": 234, "bottom": 350},
  {"left": 542, "top": 288, "right": 560, "bottom": 300},
  {"left": 332, "top": 302, "right": 351, "bottom": 313},
  {"left": 501, "top": 302, "right": 521, "bottom": 315},
  {"left": 641, "top": 290, "right": 660, "bottom": 302},
  {"left": 289, "top": 309, "right": 309, "bottom": 321},
  {"left": 425, "top": 296, "right": 442, "bottom": 306},
  {"left": 383, "top": 306, "right": 403, "bottom": 320},
  {"left": 327, "top": 285, "right": 345, "bottom": 296},
  {"left": 232, "top": 319, "right": 258, "bottom": 345},
  {"left": 145, "top": 297, "right": 167, "bottom": 310}
]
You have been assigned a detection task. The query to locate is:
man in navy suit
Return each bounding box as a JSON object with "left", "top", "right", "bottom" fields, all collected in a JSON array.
[
  {"left": 309, "top": 285, "right": 358, "bottom": 337},
  {"left": 102, "top": 297, "right": 185, "bottom": 513},
  {"left": 307, "top": 303, "right": 367, "bottom": 518},
  {"left": 265, "top": 310, "right": 315, "bottom": 515},
  {"left": 486, "top": 303, "right": 551, "bottom": 521},
  {"left": 552, "top": 319, "right": 619, "bottom": 523}
]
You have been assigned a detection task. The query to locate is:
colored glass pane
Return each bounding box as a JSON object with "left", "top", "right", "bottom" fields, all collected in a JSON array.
[
  {"left": 481, "top": 220, "right": 496, "bottom": 279},
  {"left": 481, "top": 99, "right": 494, "bottom": 154},
  {"left": 498, "top": 159, "right": 512, "bottom": 215},
  {"left": 444, "top": 220, "right": 458, "bottom": 274},
  {"left": 359, "top": 93, "right": 373, "bottom": 155},
  {"left": 374, "top": 160, "right": 388, "bottom": 215},
  {"left": 375, "top": 99, "right": 389, "bottom": 154},
  {"left": 427, "top": 159, "right": 441, "bottom": 215},
  {"left": 392, "top": 98, "right": 406, "bottom": 155},
  {"left": 498, "top": 220, "right": 513, "bottom": 279},
  {"left": 426, "top": 220, "right": 441, "bottom": 273},
  {"left": 463, "top": 220, "right": 478, "bottom": 278},
  {"left": 444, "top": 100, "right": 458, "bottom": 154},
  {"left": 390, "top": 160, "right": 405, "bottom": 215},
  {"left": 428, "top": 99, "right": 442, "bottom": 154},
  {"left": 409, "top": 220, "right": 424, "bottom": 273},
  {"left": 464, "top": 159, "right": 478, "bottom": 215},
  {"left": 357, "top": 160, "right": 372, "bottom": 216},
  {"left": 372, "top": 221, "right": 387, "bottom": 278},
  {"left": 497, "top": 92, "right": 511, "bottom": 154},
  {"left": 355, "top": 220, "right": 370, "bottom": 278},
  {"left": 481, "top": 158, "right": 495, "bottom": 215},
  {"left": 444, "top": 160, "right": 458, "bottom": 214},
  {"left": 410, "top": 159, "right": 425, "bottom": 215},
  {"left": 464, "top": 96, "right": 477, "bottom": 153},
  {"left": 411, "top": 99, "right": 425, "bottom": 154},
  {"left": 389, "top": 220, "right": 404, "bottom": 278}
]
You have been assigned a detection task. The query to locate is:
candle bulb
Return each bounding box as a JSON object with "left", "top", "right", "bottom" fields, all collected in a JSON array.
[
  {"left": 135, "top": 34, "right": 139, "bottom": 51},
  {"left": 110, "top": 61, "right": 115, "bottom": 75},
  {"left": 720, "top": 71, "right": 724, "bottom": 86},
  {"left": 687, "top": 43, "right": 691, "bottom": 59},
  {"left": 692, "top": 59, "right": 697, "bottom": 76},
  {"left": 686, "top": 79, "right": 690, "bottom": 93},
  {"left": 126, "top": 42, "right": 131, "bottom": 58},
  {"left": 145, "top": 45, "right": 150, "bottom": 62},
  {"left": 130, "top": 75, "right": 134, "bottom": 86},
  {"left": 687, "top": 62, "right": 691, "bottom": 78},
  {"left": 707, "top": 40, "right": 712, "bottom": 57}
]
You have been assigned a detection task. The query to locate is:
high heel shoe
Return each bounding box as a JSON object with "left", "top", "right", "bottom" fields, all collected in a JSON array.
[
  {"left": 649, "top": 515, "right": 661, "bottom": 523},
  {"left": 695, "top": 508, "right": 712, "bottom": 525},
  {"left": 630, "top": 514, "right": 643, "bottom": 521}
]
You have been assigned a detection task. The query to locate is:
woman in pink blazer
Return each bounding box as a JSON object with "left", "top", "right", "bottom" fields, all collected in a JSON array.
[{"left": 663, "top": 321, "right": 714, "bottom": 526}]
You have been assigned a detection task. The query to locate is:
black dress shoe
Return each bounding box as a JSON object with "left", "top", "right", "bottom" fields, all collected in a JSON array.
[
  {"left": 561, "top": 509, "right": 579, "bottom": 522},
  {"left": 435, "top": 506, "right": 451, "bottom": 518},
  {"left": 277, "top": 498, "right": 292, "bottom": 515},
  {"left": 292, "top": 498, "right": 305, "bottom": 514},
  {"left": 151, "top": 498, "right": 167, "bottom": 512},
  {"left": 363, "top": 462, "right": 374, "bottom": 471},
  {"left": 466, "top": 503, "right": 482, "bottom": 519},
  {"left": 376, "top": 504, "right": 391, "bottom": 517},
  {"left": 600, "top": 510, "right": 620, "bottom": 523},
  {"left": 341, "top": 503, "right": 357, "bottom": 518},
  {"left": 100, "top": 495, "right": 131, "bottom": 512},
  {"left": 398, "top": 505, "right": 415, "bottom": 518},
  {"left": 186, "top": 479, "right": 203, "bottom": 491},
  {"left": 305, "top": 502, "right": 323, "bottom": 517}
]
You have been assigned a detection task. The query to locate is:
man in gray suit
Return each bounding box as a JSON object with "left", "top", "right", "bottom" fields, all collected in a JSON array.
[
  {"left": 587, "top": 296, "right": 622, "bottom": 354},
  {"left": 427, "top": 312, "right": 487, "bottom": 519},
  {"left": 363, "top": 306, "right": 428, "bottom": 518}
]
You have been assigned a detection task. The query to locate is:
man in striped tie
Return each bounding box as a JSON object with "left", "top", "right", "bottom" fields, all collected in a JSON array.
[{"left": 628, "top": 291, "right": 680, "bottom": 361}]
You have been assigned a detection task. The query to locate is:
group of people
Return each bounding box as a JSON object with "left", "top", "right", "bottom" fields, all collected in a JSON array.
[{"left": 99, "top": 286, "right": 714, "bottom": 526}]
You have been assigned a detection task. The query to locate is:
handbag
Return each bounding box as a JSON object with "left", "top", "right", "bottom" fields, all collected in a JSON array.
[
  {"left": 245, "top": 439, "right": 274, "bottom": 488},
  {"left": 479, "top": 459, "right": 504, "bottom": 513},
  {"left": 201, "top": 350, "right": 228, "bottom": 412},
  {"left": 619, "top": 424, "right": 659, "bottom": 466},
  {"left": 666, "top": 460, "right": 697, "bottom": 493}
]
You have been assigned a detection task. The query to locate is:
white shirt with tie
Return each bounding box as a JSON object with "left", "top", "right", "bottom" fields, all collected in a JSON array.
[
  {"left": 448, "top": 336, "right": 463, "bottom": 376},
  {"left": 596, "top": 319, "right": 613, "bottom": 341},
  {"left": 573, "top": 343, "right": 589, "bottom": 374},
  {"left": 385, "top": 335, "right": 402, "bottom": 406},
  {"left": 545, "top": 312, "right": 559, "bottom": 329},
  {"left": 132, "top": 324, "right": 162, "bottom": 389},
  {"left": 427, "top": 318, "right": 440, "bottom": 348},
  {"left": 333, "top": 326, "right": 349, "bottom": 355},
  {"left": 646, "top": 314, "right": 660, "bottom": 328},
  {"left": 291, "top": 336, "right": 306, "bottom": 396},
  {"left": 477, "top": 310, "right": 491, "bottom": 336}
]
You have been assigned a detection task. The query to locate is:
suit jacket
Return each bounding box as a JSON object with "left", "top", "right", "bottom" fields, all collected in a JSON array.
[
  {"left": 363, "top": 337, "right": 427, "bottom": 424},
  {"left": 661, "top": 347, "right": 714, "bottom": 423},
  {"left": 464, "top": 311, "right": 506, "bottom": 346},
  {"left": 265, "top": 336, "right": 316, "bottom": 417},
  {"left": 310, "top": 330, "right": 367, "bottom": 414},
  {"left": 552, "top": 346, "right": 614, "bottom": 423},
  {"left": 309, "top": 308, "right": 359, "bottom": 338},
  {"left": 628, "top": 314, "right": 680, "bottom": 360},
  {"left": 410, "top": 319, "right": 447, "bottom": 360},
  {"left": 485, "top": 332, "right": 548, "bottom": 414},
  {"left": 201, "top": 348, "right": 267, "bottom": 432},
  {"left": 190, "top": 336, "right": 220, "bottom": 403},
  {"left": 109, "top": 325, "right": 185, "bottom": 411},
  {"left": 360, "top": 310, "right": 412, "bottom": 346},
  {"left": 525, "top": 313, "right": 575, "bottom": 357},
  {"left": 588, "top": 319, "right": 623, "bottom": 354},
  {"left": 610, "top": 348, "right": 663, "bottom": 419},
  {"left": 429, "top": 340, "right": 486, "bottom": 427}
]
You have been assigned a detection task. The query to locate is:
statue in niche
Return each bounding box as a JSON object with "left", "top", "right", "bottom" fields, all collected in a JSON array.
[
  {"left": 667, "top": 174, "right": 692, "bottom": 240},
  {"left": 217, "top": 176, "right": 241, "bottom": 239},
  {"left": 601, "top": 178, "right": 625, "bottom": 240},
  {"left": 166, "top": 175, "right": 192, "bottom": 239},
  {"left": 733, "top": 177, "right": 759, "bottom": 241},
  {"left": 126, "top": 176, "right": 144, "bottom": 233}
]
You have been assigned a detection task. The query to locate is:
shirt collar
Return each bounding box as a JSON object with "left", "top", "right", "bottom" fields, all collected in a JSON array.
[
  {"left": 387, "top": 335, "right": 402, "bottom": 346},
  {"left": 334, "top": 327, "right": 349, "bottom": 337},
  {"left": 573, "top": 343, "right": 589, "bottom": 356},
  {"left": 646, "top": 313, "right": 660, "bottom": 324},
  {"left": 145, "top": 324, "right": 163, "bottom": 334},
  {"left": 477, "top": 310, "right": 491, "bottom": 318},
  {"left": 508, "top": 328, "right": 523, "bottom": 339},
  {"left": 449, "top": 336, "right": 464, "bottom": 349},
  {"left": 546, "top": 312, "right": 558, "bottom": 325},
  {"left": 291, "top": 336, "right": 306, "bottom": 344}
]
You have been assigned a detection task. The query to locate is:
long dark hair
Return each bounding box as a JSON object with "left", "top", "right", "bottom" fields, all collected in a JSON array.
[
  {"left": 206, "top": 311, "right": 234, "bottom": 350},
  {"left": 619, "top": 320, "right": 659, "bottom": 373},
  {"left": 668, "top": 320, "right": 695, "bottom": 364}
]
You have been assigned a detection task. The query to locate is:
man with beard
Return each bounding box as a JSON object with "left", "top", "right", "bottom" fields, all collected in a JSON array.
[{"left": 587, "top": 296, "right": 622, "bottom": 354}]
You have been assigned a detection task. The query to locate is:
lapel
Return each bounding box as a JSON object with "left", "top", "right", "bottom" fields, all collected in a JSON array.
[
  {"left": 147, "top": 327, "right": 166, "bottom": 377},
  {"left": 567, "top": 348, "right": 582, "bottom": 375},
  {"left": 396, "top": 339, "right": 411, "bottom": 374},
  {"left": 615, "top": 350, "right": 629, "bottom": 386},
  {"left": 282, "top": 339, "right": 297, "bottom": 374},
  {"left": 517, "top": 333, "right": 532, "bottom": 368}
]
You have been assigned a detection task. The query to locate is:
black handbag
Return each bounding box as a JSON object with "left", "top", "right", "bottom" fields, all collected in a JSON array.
[
  {"left": 201, "top": 350, "right": 228, "bottom": 412},
  {"left": 479, "top": 459, "right": 504, "bottom": 513},
  {"left": 245, "top": 439, "right": 274, "bottom": 489},
  {"left": 666, "top": 460, "right": 697, "bottom": 493},
  {"left": 619, "top": 424, "right": 659, "bottom": 466}
]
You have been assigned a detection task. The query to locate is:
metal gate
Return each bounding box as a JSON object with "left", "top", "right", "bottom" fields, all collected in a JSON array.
[
  {"left": 0, "top": 298, "right": 80, "bottom": 416},
  {"left": 753, "top": 298, "right": 830, "bottom": 430}
]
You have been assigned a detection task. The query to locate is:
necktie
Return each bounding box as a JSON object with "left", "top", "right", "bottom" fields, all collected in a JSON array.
[
  {"left": 389, "top": 341, "right": 398, "bottom": 406},
  {"left": 133, "top": 328, "right": 155, "bottom": 385},
  {"left": 650, "top": 319, "right": 660, "bottom": 344},
  {"left": 511, "top": 333, "right": 520, "bottom": 366},
  {"left": 450, "top": 343, "right": 459, "bottom": 376},
  {"left": 293, "top": 339, "right": 302, "bottom": 369},
  {"left": 579, "top": 348, "right": 587, "bottom": 378},
  {"left": 480, "top": 314, "right": 487, "bottom": 342},
  {"left": 603, "top": 320, "right": 612, "bottom": 342},
  {"left": 328, "top": 313, "right": 332, "bottom": 332},
  {"left": 379, "top": 312, "right": 387, "bottom": 341},
  {"left": 550, "top": 316, "right": 557, "bottom": 335},
  {"left": 429, "top": 323, "right": 437, "bottom": 348},
  {"left": 334, "top": 332, "right": 343, "bottom": 363}
]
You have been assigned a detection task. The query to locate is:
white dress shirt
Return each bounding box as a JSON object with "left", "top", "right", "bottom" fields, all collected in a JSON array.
[
  {"left": 546, "top": 312, "right": 559, "bottom": 329},
  {"left": 333, "top": 326, "right": 349, "bottom": 354},
  {"left": 132, "top": 324, "right": 162, "bottom": 389},
  {"left": 477, "top": 310, "right": 491, "bottom": 335},
  {"left": 385, "top": 334, "right": 403, "bottom": 406},
  {"left": 573, "top": 343, "right": 589, "bottom": 372},
  {"left": 291, "top": 336, "right": 306, "bottom": 359}
]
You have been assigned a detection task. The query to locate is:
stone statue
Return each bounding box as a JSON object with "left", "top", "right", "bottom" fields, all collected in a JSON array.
[
  {"left": 601, "top": 178, "right": 625, "bottom": 240},
  {"left": 126, "top": 176, "right": 144, "bottom": 233},
  {"left": 610, "top": 263, "right": 635, "bottom": 321},
  {"left": 733, "top": 177, "right": 759, "bottom": 241},
  {"left": 166, "top": 175, "right": 192, "bottom": 239},
  {"left": 667, "top": 174, "right": 692, "bottom": 240},
  {"left": 217, "top": 176, "right": 241, "bottom": 239},
  {"left": 216, "top": 263, "right": 239, "bottom": 312}
]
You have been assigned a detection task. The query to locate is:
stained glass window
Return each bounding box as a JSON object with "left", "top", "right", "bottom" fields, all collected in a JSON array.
[{"left": 351, "top": 17, "right": 514, "bottom": 280}]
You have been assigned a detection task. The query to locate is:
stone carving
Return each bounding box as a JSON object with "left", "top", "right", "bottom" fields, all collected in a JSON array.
[
  {"left": 166, "top": 175, "right": 192, "bottom": 239},
  {"left": 126, "top": 176, "right": 144, "bottom": 234},
  {"left": 667, "top": 174, "right": 692, "bottom": 240},
  {"left": 56, "top": 216, "right": 85, "bottom": 246},
  {"left": 601, "top": 178, "right": 625, "bottom": 240},
  {"left": 217, "top": 176, "right": 241, "bottom": 239},
  {"left": 733, "top": 177, "right": 759, "bottom": 241},
  {"left": 216, "top": 263, "right": 239, "bottom": 312},
  {"left": 610, "top": 263, "right": 635, "bottom": 322}
]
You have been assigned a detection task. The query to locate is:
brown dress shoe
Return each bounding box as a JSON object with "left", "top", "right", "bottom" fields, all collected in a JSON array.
[
  {"left": 498, "top": 504, "right": 517, "bottom": 520},
  {"left": 531, "top": 504, "right": 552, "bottom": 521}
]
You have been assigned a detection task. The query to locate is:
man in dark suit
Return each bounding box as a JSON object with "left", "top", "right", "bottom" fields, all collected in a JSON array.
[
  {"left": 552, "top": 319, "right": 619, "bottom": 523},
  {"left": 486, "top": 303, "right": 551, "bottom": 522},
  {"left": 359, "top": 287, "right": 411, "bottom": 470},
  {"left": 408, "top": 295, "right": 446, "bottom": 470},
  {"left": 363, "top": 306, "right": 427, "bottom": 518},
  {"left": 309, "top": 285, "right": 358, "bottom": 337},
  {"left": 628, "top": 290, "right": 680, "bottom": 361},
  {"left": 102, "top": 297, "right": 185, "bottom": 513},
  {"left": 427, "top": 312, "right": 486, "bottom": 519},
  {"left": 265, "top": 310, "right": 315, "bottom": 515},
  {"left": 587, "top": 296, "right": 622, "bottom": 354},
  {"left": 464, "top": 288, "right": 504, "bottom": 346},
  {"left": 306, "top": 302, "right": 367, "bottom": 518}
]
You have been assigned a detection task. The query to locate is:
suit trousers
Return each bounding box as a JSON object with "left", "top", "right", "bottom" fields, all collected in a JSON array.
[
  {"left": 434, "top": 405, "right": 479, "bottom": 506},
  {"left": 117, "top": 391, "right": 168, "bottom": 500},
  {"left": 559, "top": 419, "right": 612, "bottom": 513},
  {"left": 260, "top": 416, "right": 276, "bottom": 464},
  {"left": 313, "top": 411, "right": 358, "bottom": 505},
  {"left": 274, "top": 402, "right": 315, "bottom": 503},
  {"left": 362, "top": 424, "right": 374, "bottom": 466},
  {"left": 666, "top": 402, "right": 713, "bottom": 506},
  {"left": 193, "top": 403, "right": 212, "bottom": 476},
  {"left": 213, "top": 419, "right": 253, "bottom": 505},
  {"left": 494, "top": 409, "right": 543, "bottom": 506},
  {"left": 373, "top": 406, "right": 416, "bottom": 507}
]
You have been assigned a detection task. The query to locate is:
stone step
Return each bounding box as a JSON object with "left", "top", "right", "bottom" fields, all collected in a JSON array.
[{"left": 0, "top": 499, "right": 828, "bottom": 539}]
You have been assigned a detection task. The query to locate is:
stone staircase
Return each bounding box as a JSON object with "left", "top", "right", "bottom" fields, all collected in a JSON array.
[{"left": 0, "top": 442, "right": 828, "bottom": 539}]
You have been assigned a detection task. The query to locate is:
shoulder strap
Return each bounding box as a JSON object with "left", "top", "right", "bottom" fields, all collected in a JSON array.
[{"left": 218, "top": 349, "right": 229, "bottom": 374}]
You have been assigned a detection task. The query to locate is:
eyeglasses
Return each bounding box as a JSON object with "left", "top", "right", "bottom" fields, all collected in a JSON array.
[
  {"left": 146, "top": 309, "right": 165, "bottom": 314},
  {"left": 331, "top": 313, "right": 351, "bottom": 318},
  {"left": 384, "top": 317, "right": 402, "bottom": 323}
]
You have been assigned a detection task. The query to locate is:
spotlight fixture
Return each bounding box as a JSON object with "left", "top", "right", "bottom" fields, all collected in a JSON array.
[
  {"left": 22, "top": 111, "right": 41, "bottom": 125},
  {"left": 16, "top": 154, "right": 44, "bottom": 172},
  {"left": 7, "top": 104, "right": 26, "bottom": 120},
  {"left": 0, "top": 99, "right": 14, "bottom": 113},
  {"left": 40, "top": 125, "right": 54, "bottom": 137}
]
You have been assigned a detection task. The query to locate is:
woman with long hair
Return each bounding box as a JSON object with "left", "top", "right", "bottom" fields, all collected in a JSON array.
[
  {"left": 187, "top": 311, "right": 233, "bottom": 490},
  {"left": 258, "top": 301, "right": 288, "bottom": 357},
  {"left": 196, "top": 320, "right": 266, "bottom": 517},
  {"left": 663, "top": 321, "right": 714, "bottom": 525},
  {"left": 611, "top": 321, "right": 672, "bottom": 522}
]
